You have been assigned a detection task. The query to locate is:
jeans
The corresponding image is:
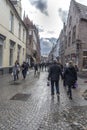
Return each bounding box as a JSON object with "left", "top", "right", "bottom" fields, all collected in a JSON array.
[
  {"left": 14, "top": 74, "right": 16, "bottom": 81},
  {"left": 51, "top": 80, "right": 59, "bottom": 95},
  {"left": 22, "top": 70, "right": 27, "bottom": 79}
]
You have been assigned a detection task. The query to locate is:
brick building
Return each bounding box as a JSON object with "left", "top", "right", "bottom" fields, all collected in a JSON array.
[
  {"left": 59, "top": 0, "right": 87, "bottom": 71},
  {"left": 23, "top": 16, "right": 41, "bottom": 66}
]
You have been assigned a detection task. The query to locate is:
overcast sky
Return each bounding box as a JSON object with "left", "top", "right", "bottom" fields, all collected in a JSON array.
[{"left": 21, "top": 0, "right": 87, "bottom": 39}]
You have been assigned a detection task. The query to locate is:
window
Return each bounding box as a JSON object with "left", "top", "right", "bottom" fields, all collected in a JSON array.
[
  {"left": 83, "top": 51, "right": 87, "bottom": 56},
  {"left": 68, "top": 31, "right": 71, "bottom": 46},
  {"left": 23, "top": 48, "right": 24, "bottom": 55},
  {"left": 0, "top": 39, "right": 3, "bottom": 66},
  {"left": 9, "top": 48, "right": 13, "bottom": 66},
  {"left": 72, "top": 25, "right": 76, "bottom": 43},
  {"left": 23, "top": 29, "right": 25, "bottom": 42},
  {"left": 69, "top": 16, "right": 72, "bottom": 27},
  {"left": 83, "top": 51, "right": 87, "bottom": 69},
  {"left": 83, "top": 57, "right": 87, "bottom": 69},
  {"left": 17, "top": 45, "right": 21, "bottom": 62},
  {"left": 9, "top": 41, "right": 15, "bottom": 66},
  {"left": 18, "top": 23, "right": 21, "bottom": 39},
  {"left": 65, "top": 36, "right": 67, "bottom": 49},
  {"left": 29, "top": 30, "right": 32, "bottom": 35},
  {"left": 9, "top": 11, "right": 14, "bottom": 32}
]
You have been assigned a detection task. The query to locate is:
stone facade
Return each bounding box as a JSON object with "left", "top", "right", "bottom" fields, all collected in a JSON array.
[
  {"left": 24, "top": 16, "right": 41, "bottom": 66},
  {"left": 59, "top": 23, "right": 66, "bottom": 65},
  {"left": 0, "top": 0, "right": 27, "bottom": 74},
  {"left": 59, "top": 0, "right": 87, "bottom": 71}
]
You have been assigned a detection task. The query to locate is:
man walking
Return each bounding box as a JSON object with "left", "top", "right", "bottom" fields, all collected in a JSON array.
[
  {"left": 48, "top": 60, "right": 63, "bottom": 97},
  {"left": 63, "top": 61, "right": 77, "bottom": 99}
]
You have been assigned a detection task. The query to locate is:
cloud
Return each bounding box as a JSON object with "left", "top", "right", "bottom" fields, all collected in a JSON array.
[
  {"left": 29, "top": 0, "right": 48, "bottom": 15},
  {"left": 58, "top": 8, "right": 68, "bottom": 23},
  {"left": 40, "top": 37, "right": 57, "bottom": 55},
  {"left": 47, "top": 31, "right": 55, "bottom": 34}
]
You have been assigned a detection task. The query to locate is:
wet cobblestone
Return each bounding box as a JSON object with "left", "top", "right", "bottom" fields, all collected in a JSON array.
[{"left": 0, "top": 71, "right": 87, "bottom": 129}]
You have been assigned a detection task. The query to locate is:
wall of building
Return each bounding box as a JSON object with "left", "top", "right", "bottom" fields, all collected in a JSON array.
[{"left": 0, "top": 0, "right": 26, "bottom": 74}]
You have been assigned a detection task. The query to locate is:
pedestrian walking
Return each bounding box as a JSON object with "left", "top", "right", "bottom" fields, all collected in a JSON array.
[
  {"left": 21, "top": 62, "right": 27, "bottom": 79},
  {"left": 12, "top": 62, "right": 18, "bottom": 81},
  {"left": 44, "top": 63, "right": 47, "bottom": 71},
  {"left": 72, "top": 64, "right": 78, "bottom": 88},
  {"left": 63, "top": 61, "right": 77, "bottom": 99},
  {"left": 34, "top": 63, "right": 38, "bottom": 77},
  {"left": 15, "top": 60, "right": 20, "bottom": 80},
  {"left": 48, "top": 60, "right": 63, "bottom": 98},
  {"left": 63, "top": 63, "right": 69, "bottom": 87}
]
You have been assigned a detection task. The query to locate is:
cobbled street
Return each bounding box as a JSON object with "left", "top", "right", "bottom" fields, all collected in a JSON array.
[{"left": 0, "top": 70, "right": 87, "bottom": 130}]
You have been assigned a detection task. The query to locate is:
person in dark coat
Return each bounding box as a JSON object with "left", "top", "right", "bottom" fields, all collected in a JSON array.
[
  {"left": 34, "top": 63, "right": 38, "bottom": 76},
  {"left": 63, "top": 63, "right": 69, "bottom": 87},
  {"left": 63, "top": 61, "right": 77, "bottom": 99},
  {"left": 21, "top": 62, "right": 27, "bottom": 79},
  {"left": 48, "top": 60, "right": 63, "bottom": 97}
]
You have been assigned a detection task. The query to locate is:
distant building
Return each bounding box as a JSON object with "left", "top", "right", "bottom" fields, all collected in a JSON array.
[
  {"left": 23, "top": 16, "right": 41, "bottom": 66},
  {"left": 0, "top": 0, "right": 27, "bottom": 74},
  {"left": 48, "top": 40, "right": 59, "bottom": 62}
]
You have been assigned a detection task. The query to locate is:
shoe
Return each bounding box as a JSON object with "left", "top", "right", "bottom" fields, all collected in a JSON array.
[
  {"left": 72, "top": 87, "right": 76, "bottom": 89},
  {"left": 67, "top": 91, "right": 69, "bottom": 95},
  {"left": 57, "top": 93, "right": 60, "bottom": 97},
  {"left": 51, "top": 95, "right": 54, "bottom": 99},
  {"left": 69, "top": 96, "right": 72, "bottom": 100},
  {"left": 51, "top": 93, "right": 54, "bottom": 96}
]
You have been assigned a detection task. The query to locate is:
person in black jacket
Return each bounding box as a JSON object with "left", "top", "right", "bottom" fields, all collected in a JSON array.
[
  {"left": 63, "top": 61, "right": 77, "bottom": 99},
  {"left": 48, "top": 60, "right": 63, "bottom": 97},
  {"left": 21, "top": 62, "right": 27, "bottom": 79}
]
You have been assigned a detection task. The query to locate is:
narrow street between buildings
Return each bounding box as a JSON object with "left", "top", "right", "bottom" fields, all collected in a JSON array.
[{"left": 0, "top": 70, "right": 87, "bottom": 130}]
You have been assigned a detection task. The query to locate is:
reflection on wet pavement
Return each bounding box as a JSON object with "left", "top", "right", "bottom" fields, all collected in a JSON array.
[{"left": 0, "top": 71, "right": 87, "bottom": 129}]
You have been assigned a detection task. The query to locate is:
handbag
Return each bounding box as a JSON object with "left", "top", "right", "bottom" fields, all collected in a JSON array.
[
  {"left": 27, "top": 71, "right": 29, "bottom": 75},
  {"left": 74, "top": 81, "right": 78, "bottom": 88}
]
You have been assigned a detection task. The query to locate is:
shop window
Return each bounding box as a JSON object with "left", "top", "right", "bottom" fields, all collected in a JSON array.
[{"left": 83, "top": 51, "right": 87, "bottom": 69}]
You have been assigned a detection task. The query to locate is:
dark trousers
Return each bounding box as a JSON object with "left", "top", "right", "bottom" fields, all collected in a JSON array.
[
  {"left": 63, "top": 79, "right": 66, "bottom": 87},
  {"left": 22, "top": 70, "right": 27, "bottom": 79},
  {"left": 13, "top": 72, "right": 19, "bottom": 81},
  {"left": 67, "top": 85, "right": 72, "bottom": 98},
  {"left": 51, "top": 80, "right": 59, "bottom": 95},
  {"left": 14, "top": 74, "right": 16, "bottom": 81}
]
